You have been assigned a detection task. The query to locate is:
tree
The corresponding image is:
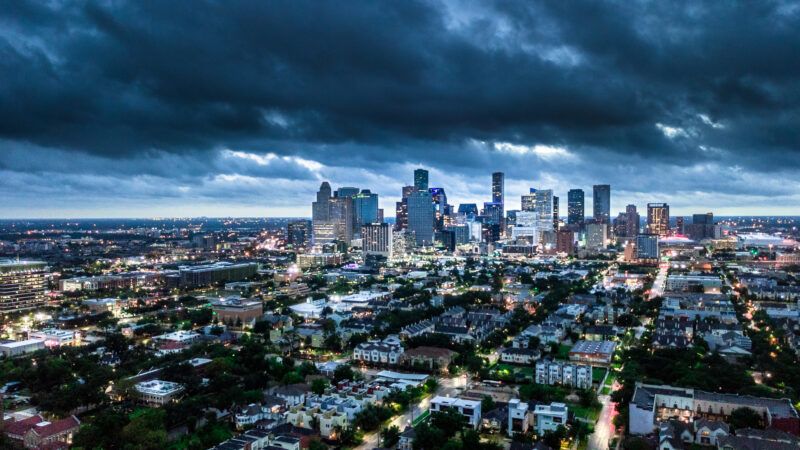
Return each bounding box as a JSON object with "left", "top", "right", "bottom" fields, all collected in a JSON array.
[
  {"left": 622, "top": 437, "right": 650, "bottom": 450},
  {"left": 729, "top": 407, "right": 763, "bottom": 430},
  {"left": 541, "top": 425, "right": 567, "bottom": 449},
  {"left": 430, "top": 409, "right": 468, "bottom": 439},
  {"left": 309, "top": 439, "right": 328, "bottom": 450},
  {"left": 333, "top": 364, "right": 356, "bottom": 382},
  {"left": 413, "top": 423, "right": 447, "bottom": 450},
  {"left": 121, "top": 409, "right": 168, "bottom": 450},
  {"left": 311, "top": 378, "right": 329, "bottom": 395},
  {"left": 481, "top": 395, "right": 495, "bottom": 412},
  {"left": 382, "top": 425, "right": 401, "bottom": 447}
]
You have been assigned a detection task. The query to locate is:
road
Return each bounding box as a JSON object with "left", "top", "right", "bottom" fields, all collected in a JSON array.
[
  {"left": 355, "top": 375, "right": 468, "bottom": 450},
  {"left": 649, "top": 262, "right": 669, "bottom": 300},
  {"left": 587, "top": 394, "right": 616, "bottom": 450}
]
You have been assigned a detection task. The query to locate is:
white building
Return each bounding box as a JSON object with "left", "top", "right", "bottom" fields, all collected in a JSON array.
[
  {"left": 152, "top": 330, "right": 201, "bottom": 344},
  {"left": 500, "top": 347, "right": 540, "bottom": 365},
  {"left": 134, "top": 380, "right": 185, "bottom": 406},
  {"left": 535, "top": 360, "right": 592, "bottom": 390},
  {"left": 352, "top": 336, "right": 404, "bottom": 366},
  {"left": 586, "top": 223, "right": 608, "bottom": 252},
  {"left": 534, "top": 403, "right": 568, "bottom": 434},
  {"left": 508, "top": 399, "right": 533, "bottom": 435},
  {"left": 0, "top": 338, "right": 46, "bottom": 357},
  {"left": 666, "top": 275, "right": 723, "bottom": 292},
  {"left": 29, "top": 328, "right": 79, "bottom": 348},
  {"left": 430, "top": 396, "right": 482, "bottom": 428}
]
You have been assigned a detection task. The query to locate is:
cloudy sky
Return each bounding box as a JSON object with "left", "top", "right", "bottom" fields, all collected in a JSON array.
[{"left": 2, "top": 1, "right": 799, "bottom": 218}]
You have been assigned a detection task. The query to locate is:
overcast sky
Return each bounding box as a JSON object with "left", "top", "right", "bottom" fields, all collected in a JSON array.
[{"left": 1, "top": 1, "right": 799, "bottom": 218}]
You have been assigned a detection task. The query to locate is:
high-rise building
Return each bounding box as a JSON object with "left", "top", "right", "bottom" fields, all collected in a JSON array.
[
  {"left": 556, "top": 230, "right": 575, "bottom": 255},
  {"left": 676, "top": 217, "right": 685, "bottom": 235},
  {"left": 636, "top": 234, "right": 659, "bottom": 260},
  {"left": 457, "top": 203, "right": 479, "bottom": 219},
  {"left": 429, "top": 187, "right": 450, "bottom": 231},
  {"left": 521, "top": 193, "right": 536, "bottom": 212},
  {"left": 352, "top": 189, "right": 379, "bottom": 236},
  {"left": 567, "top": 189, "right": 585, "bottom": 226},
  {"left": 312, "top": 182, "right": 333, "bottom": 245},
  {"left": 553, "top": 196, "right": 559, "bottom": 231},
  {"left": 391, "top": 230, "right": 415, "bottom": 261},
  {"left": 394, "top": 185, "right": 417, "bottom": 231},
  {"left": 492, "top": 172, "right": 504, "bottom": 227},
  {"left": 492, "top": 172, "right": 504, "bottom": 204},
  {"left": 444, "top": 224, "right": 471, "bottom": 245},
  {"left": 687, "top": 213, "right": 716, "bottom": 241},
  {"left": 287, "top": 220, "right": 311, "bottom": 249},
  {"left": 593, "top": 184, "right": 611, "bottom": 224},
  {"left": 534, "top": 189, "right": 554, "bottom": 222},
  {"left": 613, "top": 204, "right": 640, "bottom": 238},
  {"left": 647, "top": 203, "right": 670, "bottom": 236},
  {"left": 482, "top": 202, "right": 503, "bottom": 227},
  {"left": 1, "top": 260, "right": 48, "bottom": 312},
  {"left": 336, "top": 187, "right": 360, "bottom": 198},
  {"left": 329, "top": 195, "right": 354, "bottom": 243},
  {"left": 439, "top": 230, "right": 456, "bottom": 252},
  {"left": 407, "top": 190, "right": 434, "bottom": 246},
  {"left": 586, "top": 223, "right": 608, "bottom": 252},
  {"left": 362, "top": 223, "right": 392, "bottom": 257},
  {"left": 414, "top": 168, "right": 429, "bottom": 191}
]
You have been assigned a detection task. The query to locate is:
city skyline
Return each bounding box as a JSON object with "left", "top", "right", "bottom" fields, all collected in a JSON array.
[{"left": 2, "top": 2, "right": 800, "bottom": 218}]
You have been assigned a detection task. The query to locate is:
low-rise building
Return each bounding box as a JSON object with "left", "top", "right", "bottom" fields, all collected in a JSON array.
[
  {"left": 352, "top": 337, "right": 404, "bottom": 366},
  {"left": 500, "top": 347, "right": 540, "bottom": 365},
  {"left": 629, "top": 383, "right": 800, "bottom": 436},
  {"left": 0, "top": 338, "right": 46, "bottom": 357},
  {"left": 402, "top": 346, "right": 458, "bottom": 371},
  {"left": 508, "top": 399, "right": 533, "bottom": 435},
  {"left": 534, "top": 403, "right": 568, "bottom": 434},
  {"left": 134, "top": 379, "right": 185, "bottom": 406},
  {"left": 212, "top": 297, "right": 263, "bottom": 327},
  {"left": 568, "top": 340, "right": 616, "bottom": 365},
  {"left": 430, "top": 396, "right": 482, "bottom": 428},
  {"left": 534, "top": 360, "right": 592, "bottom": 390}
]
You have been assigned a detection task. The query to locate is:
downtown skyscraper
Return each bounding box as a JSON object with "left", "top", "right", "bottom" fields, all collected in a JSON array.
[
  {"left": 593, "top": 184, "right": 611, "bottom": 224},
  {"left": 567, "top": 189, "right": 585, "bottom": 226},
  {"left": 414, "top": 168, "right": 429, "bottom": 191},
  {"left": 407, "top": 190, "right": 434, "bottom": 246},
  {"left": 647, "top": 202, "right": 670, "bottom": 236}
]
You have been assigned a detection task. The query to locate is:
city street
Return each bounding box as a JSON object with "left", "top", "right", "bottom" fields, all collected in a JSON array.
[
  {"left": 587, "top": 394, "right": 617, "bottom": 450},
  {"left": 649, "top": 262, "right": 669, "bottom": 300},
  {"left": 355, "top": 375, "right": 468, "bottom": 450}
]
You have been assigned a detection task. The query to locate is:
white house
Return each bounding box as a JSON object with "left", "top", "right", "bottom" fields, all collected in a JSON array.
[{"left": 430, "top": 396, "right": 482, "bottom": 428}]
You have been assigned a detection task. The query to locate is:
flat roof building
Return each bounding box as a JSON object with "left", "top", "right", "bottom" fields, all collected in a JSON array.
[{"left": 0, "top": 260, "right": 48, "bottom": 312}]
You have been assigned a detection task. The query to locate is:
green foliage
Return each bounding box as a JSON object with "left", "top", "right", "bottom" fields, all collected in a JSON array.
[
  {"left": 382, "top": 425, "right": 401, "bottom": 447},
  {"left": 430, "top": 409, "right": 468, "bottom": 439},
  {"left": 353, "top": 404, "right": 394, "bottom": 431},
  {"left": 333, "top": 364, "right": 356, "bottom": 382},
  {"left": 311, "top": 378, "right": 329, "bottom": 395},
  {"left": 121, "top": 409, "right": 168, "bottom": 450},
  {"left": 729, "top": 407, "right": 764, "bottom": 430}
]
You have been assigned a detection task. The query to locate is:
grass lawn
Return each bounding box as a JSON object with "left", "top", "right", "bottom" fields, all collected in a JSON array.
[
  {"left": 492, "top": 363, "right": 534, "bottom": 378},
  {"left": 592, "top": 367, "right": 607, "bottom": 383},
  {"left": 412, "top": 409, "right": 430, "bottom": 426},
  {"left": 604, "top": 372, "right": 617, "bottom": 387},
  {"left": 569, "top": 404, "right": 601, "bottom": 422},
  {"left": 555, "top": 344, "right": 571, "bottom": 360},
  {"left": 601, "top": 386, "right": 612, "bottom": 395}
]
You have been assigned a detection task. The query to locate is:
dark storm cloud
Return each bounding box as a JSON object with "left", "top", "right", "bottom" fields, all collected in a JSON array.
[{"left": 0, "top": 0, "right": 799, "bottom": 216}]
